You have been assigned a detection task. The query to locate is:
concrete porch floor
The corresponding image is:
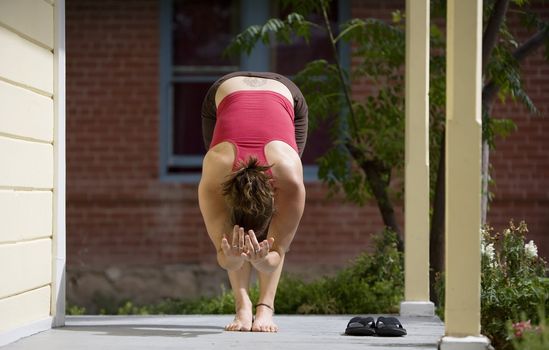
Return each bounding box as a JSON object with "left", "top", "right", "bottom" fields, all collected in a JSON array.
[{"left": 2, "top": 315, "right": 444, "bottom": 350}]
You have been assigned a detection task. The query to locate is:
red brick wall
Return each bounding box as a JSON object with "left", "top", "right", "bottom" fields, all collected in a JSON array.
[
  {"left": 65, "top": 0, "right": 213, "bottom": 269},
  {"left": 66, "top": 0, "right": 548, "bottom": 307},
  {"left": 487, "top": 4, "right": 549, "bottom": 257},
  {"left": 65, "top": 0, "right": 379, "bottom": 288}
]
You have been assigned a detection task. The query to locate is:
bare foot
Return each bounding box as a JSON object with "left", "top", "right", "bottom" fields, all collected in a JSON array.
[
  {"left": 252, "top": 304, "right": 278, "bottom": 332},
  {"left": 225, "top": 305, "right": 253, "bottom": 332}
]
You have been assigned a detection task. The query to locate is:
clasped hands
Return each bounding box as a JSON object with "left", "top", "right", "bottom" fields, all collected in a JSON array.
[{"left": 221, "top": 225, "right": 274, "bottom": 264}]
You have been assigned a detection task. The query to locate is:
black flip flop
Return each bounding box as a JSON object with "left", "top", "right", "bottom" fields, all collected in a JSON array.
[
  {"left": 375, "top": 316, "right": 407, "bottom": 336},
  {"left": 345, "top": 316, "right": 376, "bottom": 336}
]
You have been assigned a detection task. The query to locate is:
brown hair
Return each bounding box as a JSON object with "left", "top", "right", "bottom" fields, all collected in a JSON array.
[{"left": 222, "top": 157, "right": 274, "bottom": 241}]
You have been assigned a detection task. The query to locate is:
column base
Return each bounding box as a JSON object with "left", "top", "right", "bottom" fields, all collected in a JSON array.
[
  {"left": 400, "top": 301, "right": 435, "bottom": 316},
  {"left": 439, "top": 336, "right": 491, "bottom": 350}
]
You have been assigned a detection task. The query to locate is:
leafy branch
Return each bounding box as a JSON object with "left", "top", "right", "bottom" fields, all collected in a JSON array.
[{"left": 224, "top": 13, "right": 318, "bottom": 57}]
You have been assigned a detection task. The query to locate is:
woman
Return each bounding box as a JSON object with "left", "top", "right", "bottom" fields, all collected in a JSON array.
[{"left": 198, "top": 71, "right": 308, "bottom": 332}]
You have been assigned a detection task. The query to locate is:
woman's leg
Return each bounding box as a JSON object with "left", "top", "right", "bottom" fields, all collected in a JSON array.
[
  {"left": 253, "top": 254, "right": 285, "bottom": 332},
  {"left": 226, "top": 261, "right": 254, "bottom": 331}
]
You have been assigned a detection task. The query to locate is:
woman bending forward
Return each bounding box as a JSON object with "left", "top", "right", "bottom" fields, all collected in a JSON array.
[{"left": 198, "top": 72, "right": 308, "bottom": 332}]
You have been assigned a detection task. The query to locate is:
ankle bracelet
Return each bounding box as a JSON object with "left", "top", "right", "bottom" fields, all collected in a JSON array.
[{"left": 255, "top": 303, "right": 274, "bottom": 312}]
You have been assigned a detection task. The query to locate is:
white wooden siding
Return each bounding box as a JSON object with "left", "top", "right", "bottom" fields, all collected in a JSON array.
[
  {"left": 0, "top": 0, "right": 54, "bottom": 50},
  {"left": 0, "top": 80, "right": 54, "bottom": 142},
  {"left": 0, "top": 26, "right": 53, "bottom": 96},
  {"left": 0, "top": 286, "right": 51, "bottom": 332},
  {"left": 0, "top": 0, "right": 56, "bottom": 337},
  {"left": 0, "top": 190, "right": 53, "bottom": 243},
  {"left": 0, "top": 239, "right": 52, "bottom": 299},
  {"left": 0, "top": 136, "right": 53, "bottom": 189}
]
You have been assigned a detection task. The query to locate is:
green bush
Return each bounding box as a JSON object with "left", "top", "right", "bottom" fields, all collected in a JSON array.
[
  {"left": 510, "top": 309, "right": 549, "bottom": 350},
  {"left": 276, "top": 228, "right": 404, "bottom": 314},
  {"left": 66, "top": 303, "right": 86, "bottom": 315},
  {"left": 68, "top": 229, "right": 403, "bottom": 316},
  {"left": 436, "top": 221, "right": 549, "bottom": 350}
]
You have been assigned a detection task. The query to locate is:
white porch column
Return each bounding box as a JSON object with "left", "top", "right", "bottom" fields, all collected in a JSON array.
[
  {"left": 52, "top": 0, "right": 66, "bottom": 328},
  {"left": 400, "top": 0, "right": 434, "bottom": 317},
  {"left": 440, "top": 0, "right": 490, "bottom": 349}
]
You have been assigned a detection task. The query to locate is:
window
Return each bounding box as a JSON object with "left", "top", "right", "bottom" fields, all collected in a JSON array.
[{"left": 159, "top": 0, "right": 349, "bottom": 182}]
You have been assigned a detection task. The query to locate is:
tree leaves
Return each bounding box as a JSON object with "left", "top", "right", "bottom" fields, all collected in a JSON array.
[
  {"left": 225, "top": 0, "right": 546, "bottom": 212},
  {"left": 341, "top": 18, "right": 405, "bottom": 78},
  {"left": 224, "top": 12, "right": 315, "bottom": 57},
  {"left": 294, "top": 59, "right": 343, "bottom": 131}
]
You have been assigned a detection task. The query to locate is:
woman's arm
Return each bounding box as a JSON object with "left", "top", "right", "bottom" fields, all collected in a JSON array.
[
  {"left": 198, "top": 146, "right": 245, "bottom": 271},
  {"left": 254, "top": 152, "right": 306, "bottom": 272},
  {"left": 250, "top": 176, "right": 305, "bottom": 273}
]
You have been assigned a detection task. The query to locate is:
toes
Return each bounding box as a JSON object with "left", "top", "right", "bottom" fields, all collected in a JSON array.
[
  {"left": 252, "top": 324, "right": 278, "bottom": 333},
  {"left": 226, "top": 318, "right": 253, "bottom": 332},
  {"left": 251, "top": 321, "right": 277, "bottom": 332},
  {"left": 226, "top": 322, "right": 241, "bottom": 331}
]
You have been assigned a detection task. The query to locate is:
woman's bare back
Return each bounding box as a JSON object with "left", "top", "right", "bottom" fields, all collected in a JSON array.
[{"left": 214, "top": 76, "right": 294, "bottom": 108}]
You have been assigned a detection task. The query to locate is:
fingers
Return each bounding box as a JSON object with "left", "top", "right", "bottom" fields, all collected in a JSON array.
[
  {"left": 231, "top": 225, "right": 239, "bottom": 248},
  {"left": 258, "top": 241, "right": 269, "bottom": 258},
  {"left": 242, "top": 231, "right": 271, "bottom": 261},
  {"left": 258, "top": 237, "right": 274, "bottom": 258},
  {"left": 239, "top": 227, "right": 245, "bottom": 250},
  {"left": 225, "top": 226, "right": 275, "bottom": 261},
  {"left": 245, "top": 235, "right": 253, "bottom": 252},
  {"left": 227, "top": 226, "right": 250, "bottom": 259},
  {"left": 245, "top": 235, "right": 254, "bottom": 260},
  {"left": 248, "top": 230, "right": 261, "bottom": 254},
  {"left": 267, "top": 237, "right": 275, "bottom": 250},
  {"left": 221, "top": 236, "right": 231, "bottom": 255}
]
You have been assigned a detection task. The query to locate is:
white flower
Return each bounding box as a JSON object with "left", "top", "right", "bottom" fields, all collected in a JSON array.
[
  {"left": 525, "top": 240, "right": 538, "bottom": 258},
  {"left": 481, "top": 243, "right": 495, "bottom": 262}
]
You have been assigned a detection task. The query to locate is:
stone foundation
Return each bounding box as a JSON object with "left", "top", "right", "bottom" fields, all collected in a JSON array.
[
  {"left": 67, "top": 263, "right": 343, "bottom": 314},
  {"left": 67, "top": 264, "right": 229, "bottom": 313}
]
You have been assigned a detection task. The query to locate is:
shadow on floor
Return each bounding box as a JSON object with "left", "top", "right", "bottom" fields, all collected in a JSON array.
[{"left": 60, "top": 324, "right": 224, "bottom": 338}]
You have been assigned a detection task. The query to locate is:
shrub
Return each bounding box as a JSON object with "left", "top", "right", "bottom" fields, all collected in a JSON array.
[
  {"left": 66, "top": 303, "right": 86, "bottom": 315},
  {"left": 436, "top": 221, "right": 549, "bottom": 350},
  {"left": 510, "top": 309, "right": 549, "bottom": 350},
  {"left": 276, "top": 228, "right": 404, "bottom": 314},
  {"left": 68, "top": 228, "right": 403, "bottom": 316}
]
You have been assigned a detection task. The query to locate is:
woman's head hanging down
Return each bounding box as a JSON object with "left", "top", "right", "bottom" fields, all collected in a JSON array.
[
  {"left": 222, "top": 158, "right": 274, "bottom": 243},
  {"left": 198, "top": 71, "right": 308, "bottom": 333}
]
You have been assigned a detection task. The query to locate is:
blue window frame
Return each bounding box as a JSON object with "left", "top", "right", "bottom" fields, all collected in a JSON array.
[{"left": 159, "top": 0, "right": 349, "bottom": 183}]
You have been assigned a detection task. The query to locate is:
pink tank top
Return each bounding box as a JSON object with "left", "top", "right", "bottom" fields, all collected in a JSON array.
[{"left": 210, "top": 90, "right": 299, "bottom": 170}]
